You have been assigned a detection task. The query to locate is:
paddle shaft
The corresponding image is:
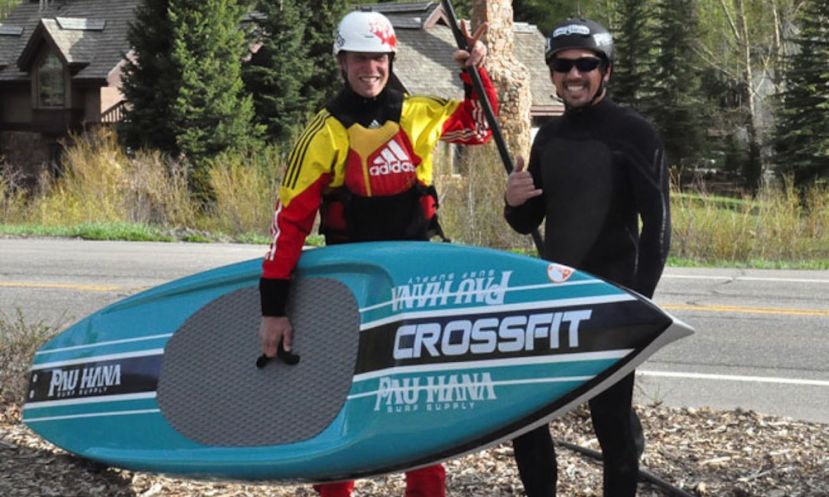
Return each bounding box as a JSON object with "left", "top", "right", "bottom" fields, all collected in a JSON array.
[
  {"left": 439, "top": 0, "right": 544, "bottom": 256},
  {"left": 556, "top": 439, "right": 697, "bottom": 497}
]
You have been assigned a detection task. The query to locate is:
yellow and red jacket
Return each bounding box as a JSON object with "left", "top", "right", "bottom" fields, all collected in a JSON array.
[{"left": 261, "top": 69, "right": 497, "bottom": 316}]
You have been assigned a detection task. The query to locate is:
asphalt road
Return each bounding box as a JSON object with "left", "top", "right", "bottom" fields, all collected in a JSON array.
[{"left": 1, "top": 238, "right": 827, "bottom": 423}]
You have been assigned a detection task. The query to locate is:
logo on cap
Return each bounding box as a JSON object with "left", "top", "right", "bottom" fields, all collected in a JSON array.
[{"left": 553, "top": 24, "right": 591, "bottom": 38}]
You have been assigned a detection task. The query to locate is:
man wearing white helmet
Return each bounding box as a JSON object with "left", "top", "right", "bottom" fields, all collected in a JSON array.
[{"left": 258, "top": 9, "right": 496, "bottom": 497}]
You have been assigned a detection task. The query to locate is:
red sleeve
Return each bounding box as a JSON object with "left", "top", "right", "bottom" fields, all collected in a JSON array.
[
  {"left": 261, "top": 176, "right": 327, "bottom": 281},
  {"left": 440, "top": 67, "right": 498, "bottom": 145}
]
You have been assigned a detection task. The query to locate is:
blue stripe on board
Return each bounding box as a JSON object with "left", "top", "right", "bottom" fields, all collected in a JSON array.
[
  {"left": 33, "top": 335, "right": 172, "bottom": 364},
  {"left": 23, "top": 394, "right": 159, "bottom": 422}
]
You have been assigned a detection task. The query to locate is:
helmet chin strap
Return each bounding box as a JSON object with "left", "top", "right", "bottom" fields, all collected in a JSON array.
[{"left": 561, "top": 66, "right": 609, "bottom": 112}]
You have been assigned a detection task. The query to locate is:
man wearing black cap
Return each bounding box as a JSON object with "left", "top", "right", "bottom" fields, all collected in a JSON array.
[{"left": 503, "top": 18, "right": 671, "bottom": 497}]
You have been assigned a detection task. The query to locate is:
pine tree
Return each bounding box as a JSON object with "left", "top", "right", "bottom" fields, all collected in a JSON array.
[
  {"left": 119, "top": 0, "right": 179, "bottom": 154},
  {"left": 648, "top": 0, "right": 705, "bottom": 169},
  {"left": 302, "top": 0, "right": 348, "bottom": 112},
  {"left": 512, "top": 0, "right": 592, "bottom": 37},
  {"left": 169, "top": 0, "right": 263, "bottom": 194},
  {"left": 243, "top": 0, "right": 310, "bottom": 144},
  {"left": 610, "top": 0, "right": 655, "bottom": 110},
  {"left": 773, "top": 0, "right": 829, "bottom": 186},
  {"left": 0, "top": 0, "right": 22, "bottom": 20}
]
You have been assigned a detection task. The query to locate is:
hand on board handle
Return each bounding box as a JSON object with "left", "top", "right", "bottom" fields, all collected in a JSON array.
[
  {"left": 257, "top": 316, "right": 300, "bottom": 367},
  {"left": 255, "top": 343, "right": 300, "bottom": 368}
]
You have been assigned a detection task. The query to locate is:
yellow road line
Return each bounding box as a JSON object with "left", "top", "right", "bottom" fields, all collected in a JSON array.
[
  {"left": 662, "top": 303, "right": 829, "bottom": 318},
  {"left": 0, "top": 281, "right": 125, "bottom": 293}
]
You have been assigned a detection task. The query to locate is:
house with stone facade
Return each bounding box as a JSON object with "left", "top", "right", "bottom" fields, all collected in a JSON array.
[{"left": 0, "top": 0, "right": 560, "bottom": 180}]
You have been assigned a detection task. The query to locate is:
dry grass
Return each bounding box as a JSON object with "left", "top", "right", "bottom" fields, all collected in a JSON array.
[
  {"left": 671, "top": 180, "right": 829, "bottom": 264},
  {"left": 202, "top": 146, "right": 282, "bottom": 236},
  {"left": 0, "top": 129, "right": 281, "bottom": 239},
  {"left": 436, "top": 144, "right": 538, "bottom": 252},
  {"left": 0, "top": 166, "right": 28, "bottom": 222},
  {"left": 1, "top": 132, "right": 827, "bottom": 266},
  {"left": 0, "top": 311, "right": 53, "bottom": 408},
  {"left": 20, "top": 130, "right": 198, "bottom": 228}
]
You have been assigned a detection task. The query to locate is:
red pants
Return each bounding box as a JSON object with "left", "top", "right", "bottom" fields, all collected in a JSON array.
[{"left": 313, "top": 464, "right": 446, "bottom": 497}]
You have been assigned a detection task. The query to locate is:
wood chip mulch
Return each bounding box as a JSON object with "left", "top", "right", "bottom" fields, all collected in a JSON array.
[{"left": 2, "top": 403, "right": 826, "bottom": 497}]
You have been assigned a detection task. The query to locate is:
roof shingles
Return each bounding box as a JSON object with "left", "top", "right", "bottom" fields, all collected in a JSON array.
[
  {"left": 0, "top": 0, "right": 139, "bottom": 83},
  {"left": 368, "top": 2, "right": 561, "bottom": 116}
]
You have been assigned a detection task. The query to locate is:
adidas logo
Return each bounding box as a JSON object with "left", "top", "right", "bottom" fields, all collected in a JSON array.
[{"left": 369, "top": 138, "right": 416, "bottom": 176}]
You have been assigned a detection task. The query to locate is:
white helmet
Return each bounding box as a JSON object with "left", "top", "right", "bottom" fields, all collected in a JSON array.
[{"left": 333, "top": 10, "right": 397, "bottom": 56}]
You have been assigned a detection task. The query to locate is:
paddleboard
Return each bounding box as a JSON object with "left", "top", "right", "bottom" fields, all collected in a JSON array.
[{"left": 23, "top": 241, "right": 692, "bottom": 482}]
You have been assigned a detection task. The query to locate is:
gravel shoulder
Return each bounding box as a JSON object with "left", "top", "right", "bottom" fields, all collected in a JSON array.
[{"left": 2, "top": 403, "right": 827, "bottom": 497}]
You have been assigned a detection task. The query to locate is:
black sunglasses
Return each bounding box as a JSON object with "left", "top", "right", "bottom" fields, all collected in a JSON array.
[{"left": 549, "top": 57, "right": 603, "bottom": 73}]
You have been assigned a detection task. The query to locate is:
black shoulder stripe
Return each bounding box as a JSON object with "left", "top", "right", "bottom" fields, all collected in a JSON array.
[
  {"left": 285, "top": 112, "right": 327, "bottom": 189},
  {"left": 284, "top": 115, "right": 318, "bottom": 188},
  {"left": 284, "top": 112, "right": 328, "bottom": 190}
]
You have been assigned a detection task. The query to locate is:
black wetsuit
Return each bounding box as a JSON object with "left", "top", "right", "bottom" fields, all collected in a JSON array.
[{"left": 504, "top": 97, "right": 671, "bottom": 497}]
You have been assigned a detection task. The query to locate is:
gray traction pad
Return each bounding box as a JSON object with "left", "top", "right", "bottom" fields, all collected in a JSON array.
[{"left": 156, "top": 278, "right": 360, "bottom": 447}]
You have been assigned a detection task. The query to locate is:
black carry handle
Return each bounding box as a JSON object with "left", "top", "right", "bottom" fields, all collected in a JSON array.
[
  {"left": 440, "top": 0, "right": 544, "bottom": 256},
  {"left": 256, "top": 341, "right": 300, "bottom": 368}
]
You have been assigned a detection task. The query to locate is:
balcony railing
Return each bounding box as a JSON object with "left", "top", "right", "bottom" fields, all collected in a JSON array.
[{"left": 101, "top": 100, "right": 127, "bottom": 124}]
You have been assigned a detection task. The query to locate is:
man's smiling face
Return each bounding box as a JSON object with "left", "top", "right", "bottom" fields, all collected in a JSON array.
[
  {"left": 339, "top": 51, "right": 390, "bottom": 98},
  {"left": 549, "top": 48, "right": 610, "bottom": 108}
]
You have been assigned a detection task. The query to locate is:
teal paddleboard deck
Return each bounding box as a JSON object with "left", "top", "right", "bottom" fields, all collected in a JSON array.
[{"left": 23, "top": 242, "right": 692, "bottom": 482}]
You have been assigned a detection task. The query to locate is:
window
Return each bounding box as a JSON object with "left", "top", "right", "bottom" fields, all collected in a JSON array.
[{"left": 37, "top": 51, "right": 65, "bottom": 108}]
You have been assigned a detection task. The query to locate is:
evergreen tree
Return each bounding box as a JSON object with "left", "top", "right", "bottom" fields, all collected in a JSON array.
[
  {"left": 609, "top": 0, "right": 655, "bottom": 110},
  {"left": 119, "top": 0, "right": 179, "bottom": 154},
  {"left": 648, "top": 0, "right": 705, "bottom": 169},
  {"left": 513, "top": 0, "right": 593, "bottom": 35},
  {"left": 773, "top": 0, "right": 829, "bottom": 186},
  {"left": 243, "top": 0, "right": 310, "bottom": 143},
  {"left": 302, "top": 0, "right": 348, "bottom": 112},
  {"left": 169, "top": 0, "right": 263, "bottom": 194},
  {"left": 1, "top": 0, "right": 22, "bottom": 20}
]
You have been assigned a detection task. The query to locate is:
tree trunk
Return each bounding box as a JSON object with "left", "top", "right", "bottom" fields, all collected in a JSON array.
[
  {"left": 731, "top": 0, "right": 764, "bottom": 191},
  {"left": 471, "top": 0, "right": 532, "bottom": 160}
]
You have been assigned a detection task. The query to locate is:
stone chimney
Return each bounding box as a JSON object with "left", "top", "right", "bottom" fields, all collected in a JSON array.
[{"left": 472, "top": 0, "right": 531, "bottom": 160}]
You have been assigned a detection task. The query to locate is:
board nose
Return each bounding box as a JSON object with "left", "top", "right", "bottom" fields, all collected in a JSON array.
[{"left": 663, "top": 316, "right": 695, "bottom": 342}]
